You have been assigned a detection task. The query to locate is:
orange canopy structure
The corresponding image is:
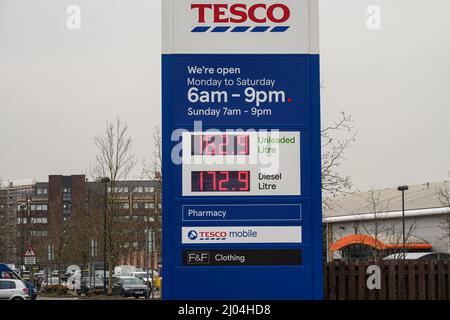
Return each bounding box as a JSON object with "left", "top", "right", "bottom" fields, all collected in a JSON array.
[{"left": 330, "top": 234, "right": 432, "bottom": 252}]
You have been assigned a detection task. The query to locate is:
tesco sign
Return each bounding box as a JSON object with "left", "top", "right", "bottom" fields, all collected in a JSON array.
[
  {"left": 182, "top": 226, "right": 302, "bottom": 244},
  {"left": 191, "top": 3, "right": 291, "bottom": 24},
  {"left": 199, "top": 231, "right": 228, "bottom": 239}
]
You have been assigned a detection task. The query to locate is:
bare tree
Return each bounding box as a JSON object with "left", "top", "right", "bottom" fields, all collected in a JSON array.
[
  {"left": 92, "top": 118, "right": 136, "bottom": 294},
  {"left": 65, "top": 201, "right": 92, "bottom": 270},
  {"left": 141, "top": 127, "right": 162, "bottom": 267},
  {"left": 436, "top": 178, "right": 450, "bottom": 252},
  {"left": 0, "top": 198, "right": 7, "bottom": 261},
  {"left": 360, "top": 187, "right": 389, "bottom": 261},
  {"left": 93, "top": 118, "right": 136, "bottom": 182},
  {"left": 47, "top": 195, "right": 70, "bottom": 284},
  {"left": 321, "top": 112, "right": 357, "bottom": 210},
  {"left": 385, "top": 220, "right": 417, "bottom": 259}
]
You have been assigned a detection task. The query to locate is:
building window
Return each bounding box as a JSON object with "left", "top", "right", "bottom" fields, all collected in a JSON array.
[
  {"left": 30, "top": 204, "right": 48, "bottom": 211},
  {"left": 17, "top": 217, "right": 27, "bottom": 224},
  {"left": 144, "top": 186, "right": 154, "bottom": 193},
  {"left": 30, "top": 230, "right": 47, "bottom": 237},
  {"left": 30, "top": 217, "right": 48, "bottom": 224},
  {"left": 36, "top": 188, "right": 48, "bottom": 195},
  {"left": 144, "top": 203, "right": 154, "bottom": 209},
  {"left": 108, "top": 186, "right": 129, "bottom": 193},
  {"left": 132, "top": 202, "right": 154, "bottom": 210},
  {"left": 63, "top": 187, "right": 72, "bottom": 201},
  {"left": 63, "top": 203, "right": 72, "bottom": 215},
  {"left": 117, "top": 203, "right": 129, "bottom": 210}
]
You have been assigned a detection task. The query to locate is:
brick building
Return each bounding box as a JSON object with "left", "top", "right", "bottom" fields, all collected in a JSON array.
[{"left": 0, "top": 175, "right": 161, "bottom": 270}]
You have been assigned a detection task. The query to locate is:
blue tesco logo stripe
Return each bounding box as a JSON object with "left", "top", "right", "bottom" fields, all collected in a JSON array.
[
  {"left": 191, "top": 26, "right": 211, "bottom": 32},
  {"left": 271, "top": 26, "right": 290, "bottom": 32},
  {"left": 211, "top": 26, "right": 230, "bottom": 32},
  {"left": 251, "top": 26, "right": 270, "bottom": 32},
  {"left": 190, "top": 26, "right": 289, "bottom": 33},
  {"left": 231, "top": 26, "right": 251, "bottom": 32}
]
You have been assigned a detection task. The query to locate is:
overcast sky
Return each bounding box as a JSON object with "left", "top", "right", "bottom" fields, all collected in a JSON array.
[{"left": 1, "top": 0, "right": 449, "bottom": 191}]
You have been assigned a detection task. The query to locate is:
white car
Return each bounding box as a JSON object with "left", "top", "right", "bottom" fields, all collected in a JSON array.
[
  {"left": 130, "top": 272, "right": 152, "bottom": 285},
  {"left": 0, "top": 279, "right": 30, "bottom": 300},
  {"left": 41, "top": 277, "right": 63, "bottom": 286}
]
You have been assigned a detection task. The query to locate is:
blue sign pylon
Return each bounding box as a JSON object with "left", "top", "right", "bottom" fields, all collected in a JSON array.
[{"left": 162, "top": 0, "right": 323, "bottom": 300}]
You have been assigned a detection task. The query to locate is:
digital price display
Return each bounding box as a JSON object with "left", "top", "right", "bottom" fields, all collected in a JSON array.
[
  {"left": 191, "top": 134, "right": 249, "bottom": 156},
  {"left": 182, "top": 131, "right": 301, "bottom": 196},
  {"left": 191, "top": 171, "right": 250, "bottom": 192}
]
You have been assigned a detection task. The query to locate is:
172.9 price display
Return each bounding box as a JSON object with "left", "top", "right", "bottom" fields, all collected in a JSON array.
[{"left": 191, "top": 171, "right": 250, "bottom": 192}]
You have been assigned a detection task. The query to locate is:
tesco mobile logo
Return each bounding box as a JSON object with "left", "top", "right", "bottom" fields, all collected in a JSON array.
[
  {"left": 187, "top": 230, "right": 198, "bottom": 240},
  {"left": 190, "top": 3, "right": 291, "bottom": 33}
]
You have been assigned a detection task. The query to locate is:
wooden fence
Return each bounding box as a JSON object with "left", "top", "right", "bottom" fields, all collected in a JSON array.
[{"left": 324, "top": 260, "right": 450, "bottom": 300}]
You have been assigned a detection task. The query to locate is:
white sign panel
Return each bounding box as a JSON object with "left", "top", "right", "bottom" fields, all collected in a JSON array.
[
  {"left": 182, "top": 226, "right": 302, "bottom": 244},
  {"left": 163, "top": 0, "right": 319, "bottom": 54},
  {"left": 24, "top": 257, "right": 36, "bottom": 265}
]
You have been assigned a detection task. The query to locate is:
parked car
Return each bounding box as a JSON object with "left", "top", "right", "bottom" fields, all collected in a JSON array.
[
  {"left": 113, "top": 265, "right": 136, "bottom": 277},
  {"left": 383, "top": 252, "right": 450, "bottom": 260},
  {"left": 130, "top": 272, "right": 152, "bottom": 285},
  {"left": 0, "top": 264, "right": 37, "bottom": 300},
  {"left": 42, "top": 277, "right": 64, "bottom": 286},
  {"left": 95, "top": 270, "right": 110, "bottom": 279},
  {"left": 112, "top": 277, "right": 150, "bottom": 298},
  {"left": 51, "top": 270, "right": 68, "bottom": 282},
  {"left": 76, "top": 276, "right": 105, "bottom": 295},
  {"left": 0, "top": 279, "right": 31, "bottom": 300}
]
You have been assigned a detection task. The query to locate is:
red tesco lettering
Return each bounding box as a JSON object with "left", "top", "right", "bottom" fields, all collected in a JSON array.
[
  {"left": 199, "top": 231, "right": 227, "bottom": 238},
  {"left": 191, "top": 3, "right": 291, "bottom": 24}
]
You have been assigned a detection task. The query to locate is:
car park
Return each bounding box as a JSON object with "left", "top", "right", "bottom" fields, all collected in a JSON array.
[{"left": 0, "top": 279, "right": 30, "bottom": 300}]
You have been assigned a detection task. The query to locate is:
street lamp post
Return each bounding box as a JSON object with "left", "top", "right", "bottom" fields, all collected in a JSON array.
[
  {"left": 101, "top": 177, "right": 111, "bottom": 295},
  {"left": 397, "top": 185, "right": 409, "bottom": 260}
]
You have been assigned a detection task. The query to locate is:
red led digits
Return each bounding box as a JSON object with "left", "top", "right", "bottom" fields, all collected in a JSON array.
[
  {"left": 218, "top": 171, "right": 230, "bottom": 191},
  {"left": 238, "top": 171, "right": 250, "bottom": 191},
  {"left": 191, "top": 134, "right": 249, "bottom": 156},
  {"left": 191, "top": 171, "right": 250, "bottom": 192}
]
